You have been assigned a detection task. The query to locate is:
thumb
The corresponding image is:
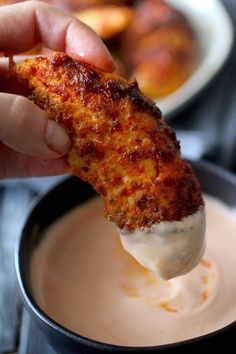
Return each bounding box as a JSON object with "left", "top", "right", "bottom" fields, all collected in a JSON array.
[{"left": 0, "top": 93, "right": 71, "bottom": 158}]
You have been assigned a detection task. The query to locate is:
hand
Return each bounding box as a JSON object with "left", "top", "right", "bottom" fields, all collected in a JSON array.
[{"left": 0, "top": 0, "right": 114, "bottom": 178}]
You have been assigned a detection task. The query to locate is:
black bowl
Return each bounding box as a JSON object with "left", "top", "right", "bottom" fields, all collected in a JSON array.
[{"left": 15, "top": 160, "right": 236, "bottom": 354}]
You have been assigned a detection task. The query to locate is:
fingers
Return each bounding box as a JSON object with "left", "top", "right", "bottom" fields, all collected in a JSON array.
[
  {"left": 0, "top": 0, "right": 114, "bottom": 72},
  {"left": 0, "top": 93, "right": 71, "bottom": 159},
  {"left": 0, "top": 144, "right": 69, "bottom": 178}
]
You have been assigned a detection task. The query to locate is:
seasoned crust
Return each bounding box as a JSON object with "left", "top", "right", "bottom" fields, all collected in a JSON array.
[{"left": 15, "top": 52, "right": 203, "bottom": 230}]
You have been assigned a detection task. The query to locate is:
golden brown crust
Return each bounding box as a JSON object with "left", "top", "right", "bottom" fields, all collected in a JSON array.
[{"left": 15, "top": 52, "right": 203, "bottom": 230}]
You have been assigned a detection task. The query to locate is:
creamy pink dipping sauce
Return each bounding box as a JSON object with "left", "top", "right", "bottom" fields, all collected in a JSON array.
[{"left": 31, "top": 195, "right": 236, "bottom": 346}]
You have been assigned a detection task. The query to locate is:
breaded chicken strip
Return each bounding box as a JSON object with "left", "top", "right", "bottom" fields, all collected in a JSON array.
[
  {"left": 15, "top": 53, "right": 205, "bottom": 279},
  {"left": 15, "top": 52, "right": 203, "bottom": 230}
]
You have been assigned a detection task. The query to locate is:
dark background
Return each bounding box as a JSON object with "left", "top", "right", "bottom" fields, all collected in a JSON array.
[{"left": 0, "top": 0, "right": 236, "bottom": 353}]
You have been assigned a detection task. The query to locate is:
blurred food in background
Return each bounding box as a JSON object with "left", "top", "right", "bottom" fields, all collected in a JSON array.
[
  {"left": 75, "top": 5, "right": 134, "bottom": 40},
  {"left": 0, "top": 0, "right": 199, "bottom": 100},
  {"left": 121, "top": 0, "right": 199, "bottom": 98},
  {"left": 69, "top": 0, "right": 133, "bottom": 9},
  {"left": 70, "top": 0, "right": 200, "bottom": 99}
]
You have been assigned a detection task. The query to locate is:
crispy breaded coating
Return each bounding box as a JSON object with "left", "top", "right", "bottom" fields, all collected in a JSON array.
[{"left": 15, "top": 52, "right": 203, "bottom": 231}]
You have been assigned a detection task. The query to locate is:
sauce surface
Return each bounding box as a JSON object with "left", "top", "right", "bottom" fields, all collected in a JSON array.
[{"left": 31, "top": 195, "right": 236, "bottom": 346}]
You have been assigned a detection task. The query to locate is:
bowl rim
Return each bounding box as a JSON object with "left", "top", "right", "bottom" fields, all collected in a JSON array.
[
  {"left": 159, "top": 0, "right": 234, "bottom": 119},
  {"left": 15, "top": 159, "right": 236, "bottom": 352}
]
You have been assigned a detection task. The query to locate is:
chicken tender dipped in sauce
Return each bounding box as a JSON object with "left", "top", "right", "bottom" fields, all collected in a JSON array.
[{"left": 15, "top": 53, "right": 205, "bottom": 279}]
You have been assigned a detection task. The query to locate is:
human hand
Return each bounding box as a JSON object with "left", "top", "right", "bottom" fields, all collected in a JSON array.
[{"left": 0, "top": 0, "right": 114, "bottom": 178}]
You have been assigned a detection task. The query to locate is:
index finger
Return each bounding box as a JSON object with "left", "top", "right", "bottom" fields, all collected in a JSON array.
[{"left": 0, "top": 0, "right": 114, "bottom": 72}]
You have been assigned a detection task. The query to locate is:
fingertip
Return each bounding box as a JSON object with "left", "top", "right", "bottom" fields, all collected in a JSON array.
[
  {"left": 66, "top": 20, "right": 115, "bottom": 73},
  {"left": 45, "top": 119, "right": 71, "bottom": 156},
  {"left": 0, "top": 93, "right": 71, "bottom": 160},
  {"left": 68, "top": 50, "right": 115, "bottom": 73}
]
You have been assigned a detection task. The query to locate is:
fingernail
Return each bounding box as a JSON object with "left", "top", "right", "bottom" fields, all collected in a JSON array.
[
  {"left": 45, "top": 119, "right": 71, "bottom": 155},
  {"left": 68, "top": 50, "right": 115, "bottom": 73}
]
